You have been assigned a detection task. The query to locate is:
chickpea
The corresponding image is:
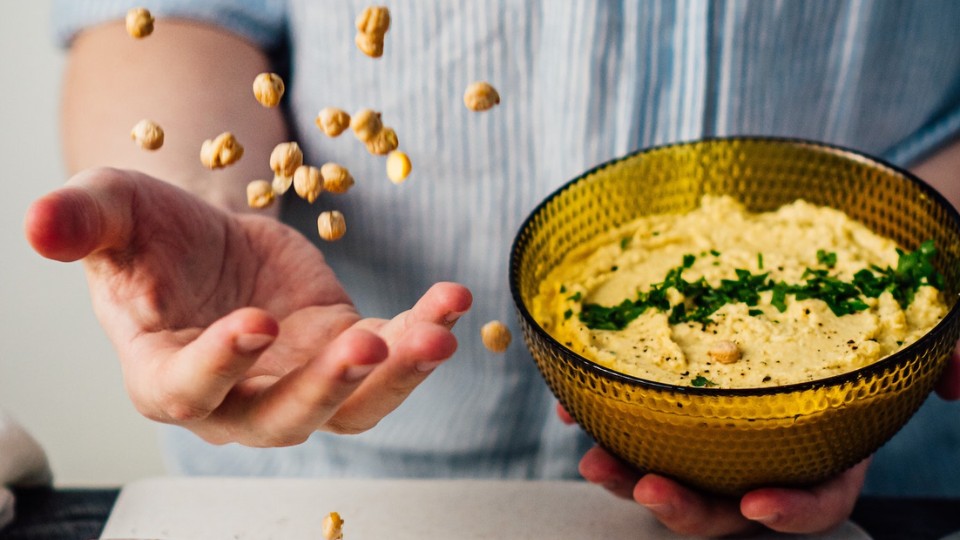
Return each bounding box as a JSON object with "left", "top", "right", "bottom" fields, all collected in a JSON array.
[
  {"left": 293, "top": 165, "right": 323, "bottom": 203},
  {"left": 354, "top": 32, "right": 385, "bottom": 58},
  {"left": 246, "top": 180, "right": 275, "bottom": 209},
  {"left": 316, "top": 107, "right": 351, "bottom": 137},
  {"left": 272, "top": 175, "right": 293, "bottom": 195},
  {"left": 365, "top": 126, "right": 399, "bottom": 155},
  {"left": 481, "top": 321, "right": 512, "bottom": 353},
  {"left": 125, "top": 7, "right": 154, "bottom": 39},
  {"left": 350, "top": 109, "right": 383, "bottom": 143},
  {"left": 386, "top": 150, "right": 412, "bottom": 184},
  {"left": 200, "top": 132, "right": 244, "bottom": 169},
  {"left": 130, "top": 119, "right": 164, "bottom": 150},
  {"left": 322, "top": 511, "right": 344, "bottom": 540},
  {"left": 270, "top": 142, "right": 304, "bottom": 177},
  {"left": 355, "top": 6, "right": 390, "bottom": 58},
  {"left": 463, "top": 81, "right": 500, "bottom": 112},
  {"left": 355, "top": 6, "right": 391, "bottom": 35},
  {"left": 320, "top": 163, "right": 355, "bottom": 194},
  {"left": 317, "top": 211, "right": 347, "bottom": 242},
  {"left": 707, "top": 340, "right": 741, "bottom": 364},
  {"left": 252, "top": 72, "right": 285, "bottom": 108}
]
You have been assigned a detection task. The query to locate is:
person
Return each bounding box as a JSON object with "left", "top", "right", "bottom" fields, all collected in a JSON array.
[{"left": 25, "top": 0, "right": 960, "bottom": 536}]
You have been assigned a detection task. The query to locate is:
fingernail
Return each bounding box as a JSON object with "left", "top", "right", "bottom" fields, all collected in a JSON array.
[
  {"left": 235, "top": 333, "right": 275, "bottom": 354},
  {"left": 640, "top": 502, "right": 676, "bottom": 519},
  {"left": 746, "top": 513, "right": 780, "bottom": 525},
  {"left": 416, "top": 360, "right": 445, "bottom": 373},
  {"left": 443, "top": 310, "right": 468, "bottom": 325},
  {"left": 343, "top": 363, "right": 377, "bottom": 382}
]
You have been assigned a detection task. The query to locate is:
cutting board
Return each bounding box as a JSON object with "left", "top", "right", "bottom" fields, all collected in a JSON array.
[{"left": 100, "top": 477, "right": 871, "bottom": 539}]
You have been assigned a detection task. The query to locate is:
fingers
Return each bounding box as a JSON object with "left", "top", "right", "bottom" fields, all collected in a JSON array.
[
  {"left": 582, "top": 445, "right": 868, "bottom": 536},
  {"left": 416, "top": 282, "right": 473, "bottom": 328},
  {"left": 555, "top": 402, "right": 575, "bottom": 424},
  {"left": 329, "top": 321, "right": 459, "bottom": 431},
  {"left": 127, "top": 307, "right": 278, "bottom": 424},
  {"left": 632, "top": 474, "right": 757, "bottom": 537},
  {"left": 239, "top": 328, "right": 391, "bottom": 444},
  {"left": 740, "top": 458, "right": 870, "bottom": 534},
  {"left": 935, "top": 348, "right": 960, "bottom": 400},
  {"left": 579, "top": 446, "right": 641, "bottom": 500},
  {"left": 24, "top": 168, "right": 135, "bottom": 262},
  {"left": 319, "top": 282, "right": 469, "bottom": 430}
]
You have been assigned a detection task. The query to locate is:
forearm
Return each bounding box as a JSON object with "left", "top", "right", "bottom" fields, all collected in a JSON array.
[
  {"left": 910, "top": 137, "right": 960, "bottom": 210},
  {"left": 61, "top": 19, "right": 287, "bottom": 214}
]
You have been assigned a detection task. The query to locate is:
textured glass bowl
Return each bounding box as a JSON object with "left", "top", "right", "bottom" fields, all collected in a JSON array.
[{"left": 509, "top": 137, "right": 960, "bottom": 496}]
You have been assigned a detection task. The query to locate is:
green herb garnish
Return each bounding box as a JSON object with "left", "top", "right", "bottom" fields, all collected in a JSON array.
[
  {"left": 757, "top": 252, "right": 764, "bottom": 269},
  {"left": 576, "top": 242, "right": 943, "bottom": 330},
  {"left": 817, "top": 249, "right": 838, "bottom": 268},
  {"left": 691, "top": 375, "right": 717, "bottom": 387},
  {"left": 567, "top": 291, "right": 582, "bottom": 302}
]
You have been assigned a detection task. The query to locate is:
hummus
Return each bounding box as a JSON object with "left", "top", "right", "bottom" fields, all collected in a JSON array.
[{"left": 531, "top": 196, "right": 947, "bottom": 388}]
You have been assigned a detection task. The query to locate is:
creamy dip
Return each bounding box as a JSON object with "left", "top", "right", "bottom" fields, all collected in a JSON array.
[{"left": 531, "top": 196, "right": 947, "bottom": 388}]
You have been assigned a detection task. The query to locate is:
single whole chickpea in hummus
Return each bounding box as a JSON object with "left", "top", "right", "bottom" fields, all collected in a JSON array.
[{"left": 531, "top": 195, "right": 948, "bottom": 388}]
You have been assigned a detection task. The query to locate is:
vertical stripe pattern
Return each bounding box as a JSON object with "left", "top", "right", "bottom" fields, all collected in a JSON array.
[{"left": 56, "top": 0, "right": 960, "bottom": 494}]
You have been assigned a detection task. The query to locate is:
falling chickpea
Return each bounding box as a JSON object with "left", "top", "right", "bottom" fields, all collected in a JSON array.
[
  {"left": 350, "top": 109, "right": 383, "bottom": 143},
  {"left": 463, "top": 81, "right": 500, "bottom": 112},
  {"left": 365, "top": 126, "right": 399, "bottom": 155},
  {"left": 269, "top": 142, "right": 304, "bottom": 194},
  {"left": 481, "top": 320, "right": 512, "bottom": 353},
  {"left": 386, "top": 150, "right": 412, "bottom": 184},
  {"left": 246, "top": 180, "right": 275, "bottom": 209},
  {"left": 355, "top": 32, "right": 384, "bottom": 58},
  {"left": 322, "top": 511, "right": 344, "bottom": 540},
  {"left": 354, "top": 6, "right": 390, "bottom": 58},
  {"left": 316, "top": 107, "right": 351, "bottom": 137},
  {"left": 320, "top": 163, "right": 355, "bottom": 194},
  {"left": 356, "top": 6, "right": 391, "bottom": 35},
  {"left": 125, "top": 7, "right": 154, "bottom": 38},
  {"left": 200, "top": 132, "right": 244, "bottom": 169},
  {"left": 293, "top": 165, "right": 323, "bottom": 203},
  {"left": 317, "top": 210, "right": 347, "bottom": 242},
  {"left": 252, "top": 73, "right": 285, "bottom": 108},
  {"left": 130, "top": 119, "right": 164, "bottom": 150}
]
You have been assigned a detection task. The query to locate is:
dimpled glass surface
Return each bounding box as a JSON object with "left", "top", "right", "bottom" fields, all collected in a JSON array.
[{"left": 509, "top": 138, "right": 960, "bottom": 496}]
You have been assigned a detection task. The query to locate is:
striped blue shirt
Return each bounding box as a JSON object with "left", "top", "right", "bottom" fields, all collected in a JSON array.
[{"left": 55, "top": 0, "right": 960, "bottom": 496}]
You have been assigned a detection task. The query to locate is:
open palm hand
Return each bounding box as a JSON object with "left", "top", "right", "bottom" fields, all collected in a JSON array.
[{"left": 25, "top": 168, "right": 472, "bottom": 446}]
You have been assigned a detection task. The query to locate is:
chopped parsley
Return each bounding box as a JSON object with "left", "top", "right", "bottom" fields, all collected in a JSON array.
[
  {"left": 567, "top": 291, "right": 582, "bottom": 302},
  {"left": 757, "top": 252, "right": 764, "bottom": 269},
  {"left": 576, "top": 242, "right": 943, "bottom": 330},
  {"left": 691, "top": 375, "right": 717, "bottom": 387},
  {"left": 817, "top": 249, "right": 838, "bottom": 268},
  {"left": 620, "top": 238, "right": 631, "bottom": 250}
]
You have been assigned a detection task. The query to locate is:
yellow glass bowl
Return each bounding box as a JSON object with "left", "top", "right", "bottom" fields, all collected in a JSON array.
[{"left": 509, "top": 137, "right": 960, "bottom": 496}]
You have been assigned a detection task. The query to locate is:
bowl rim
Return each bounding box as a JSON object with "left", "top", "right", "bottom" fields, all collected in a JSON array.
[{"left": 509, "top": 135, "right": 960, "bottom": 397}]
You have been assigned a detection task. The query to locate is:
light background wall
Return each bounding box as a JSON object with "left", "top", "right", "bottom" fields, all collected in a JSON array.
[{"left": 0, "top": 1, "right": 166, "bottom": 486}]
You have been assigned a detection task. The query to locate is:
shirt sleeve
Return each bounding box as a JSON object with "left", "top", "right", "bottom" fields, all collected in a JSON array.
[{"left": 51, "top": 0, "right": 288, "bottom": 52}]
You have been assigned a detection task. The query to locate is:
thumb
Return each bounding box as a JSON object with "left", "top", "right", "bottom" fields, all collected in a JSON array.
[{"left": 24, "top": 168, "right": 135, "bottom": 262}]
